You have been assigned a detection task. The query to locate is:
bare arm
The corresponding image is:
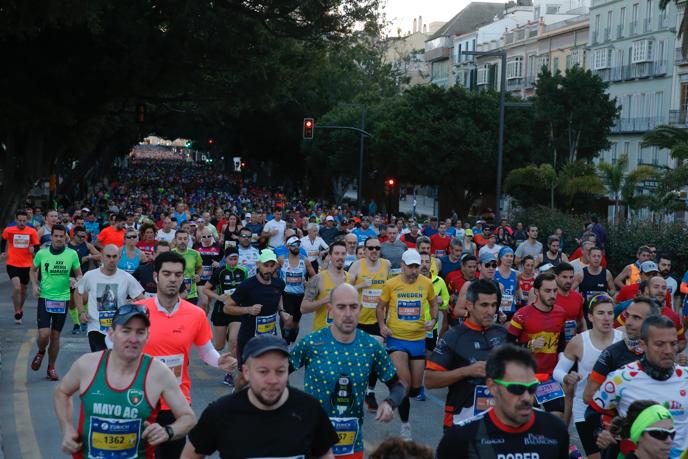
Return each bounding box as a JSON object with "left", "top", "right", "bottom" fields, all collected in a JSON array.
[
  {"left": 150, "top": 362, "right": 196, "bottom": 441},
  {"left": 54, "top": 355, "right": 89, "bottom": 454},
  {"left": 614, "top": 266, "right": 630, "bottom": 290},
  {"left": 202, "top": 282, "right": 222, "bottom": 302},
  {"left": 452, "top": 282, "right": 470, "bottom": 319},
  {"left": 582, "top": 378, "right": 601, "bottom": 405},
  {"left": 606, "top": 270, "right": 616, "bottom": 295},
  {"left": 305, "top": 259, "right": 316, "bottom": 278},
  {"left": 301, "top": 275, "right": 327, "bottom": 314},
  {"left": 30, "top": 265, "right": 40, "bottom": 296}
]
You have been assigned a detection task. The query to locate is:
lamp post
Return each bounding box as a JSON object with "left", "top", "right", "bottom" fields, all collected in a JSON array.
[{"left": 462, "top": 50, "right": 506, "bottom": 221}]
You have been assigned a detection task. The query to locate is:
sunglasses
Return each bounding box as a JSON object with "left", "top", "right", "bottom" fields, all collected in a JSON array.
[
  {"left": 125, "top": 235, "right": 138, "bottom": 239},
  {"left": 288, "top": 243, "right": 300, "bottom": 247},
  {"left": 201, "top": 235, "right": 213, "bottom": 239},
  {"left": 366, "top": 246, "right": 381, "bottom": 251},
  {"left": 493, "top": 378, "right": 539, "bottom": 395},
  {"left": 645, "top": 428, "right": 676, "bottom": 441},
  {"left": 114, "top": 304, "right": 149, "bottom": 318},
  {"left": 483, "top": 262, "right": 498, "bottom": 268},
  {"left": 76, "top": 233, "right": 87, "bottom": 238},
  {"left": 588, "top": 293, "right": 613, "bottom": 308},
  {"left": 240, "top": 234, "right": 250, "bottom": 238}
]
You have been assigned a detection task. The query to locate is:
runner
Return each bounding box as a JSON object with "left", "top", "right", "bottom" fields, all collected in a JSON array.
[
  {"left": 429, "top": 222, "right": 451, "bottom": 257},
  {"left": 552, "top": 294, "right": 622, "bottom": 455},
  {"left": 29, "top": 224, "right": 83, "bottom": 380},
  {"left": 301, "top": 241, "right": 350, "bottom": 331},
  {"left": 415, "top": 236, "right": 441, "bottom": 278},
  {"left": 155, "top": 216, "right": 176, "bottom": 243},
  {"left": 657, "top": 254, "right": 678, "bottom": 311},
  {"left": 180, "top": 335, "right": 339, "bottom": 459},
  {"left": 514, "top": 224, "right": 542, "bottom": 266},
  {"left": 319, "top": 215, "right": 339, "bottom": 245},
  {"left": 75, "top": 243, "right": 145, "bottom": 351},
  {"left": 348, "top": 237, "right": 391, "bottom": 411},
  {"left": 2, "top": 210, "right": 39, "bottom": 324},
  {"left": 436, "top": 344, "right": 569, "bottom": 458},
  {"left": 53, "top": 305, "right": 197, "bottom": 459},
  {"left": 377, "top": 249, "right": 439, "bottom": 440},
  {"left": 477, "top": 232, "right": 502, "bottom": 259},
  {"left": 351, "top": 216, "right": 377, "bottom": 244},
  {"left": 133, "top": 242, "right": 170, "bottom": 298},
  {"left": 425, "top": 279, "right": 509, "bottom": 428},
  {"left": 136, "top": 251, "right": 237, "bottom": 458},
  {"left": 96, "top": 213, "right": 126, "bottom": 249},
  {"left": 446, "top": 254, "right": 478, "bottom": 327},
  {"left": 289, "top": 283, "right": 406, "bottom": 459},
  {"left": 614, "top": 245, "right": 654, "bottom": 289},
  {"left": 609, "top": 402, "right": 675, "bottom": 459},
  {"left": 137, "top": 223, "right": 158, "bottom": 262},
  {"left": 237, "top": 227, "right": 260, "bottom": 277},
  {"left": 279, "top": 236, "right": 315, "bottom": 346},
  {"left": 616, "top": 261, "right": 671, "bottom": 305},
  {"left": 454, "top": 252, "right": 502, "bottom": 323},
  {"left": 380, "top": 225, "right": 407, "bottom": 277},
  {"left": 343, "top": 233, "right": 359, "bottom": 271},
  {"left": 438, "top": 238, "right": 463, "bottom": 278},
  {"left": 193, "top": 226, "right": 223, "bottom": 313},
  {"left": 574, "top": 246, "right": 615, "bottom": 322},
  {"left": 587, "top": 315, "right": 688, "bottom": 458},
  {"left": 301, "top": 223, "right": 329, "bottom": 273},
  {"left": 495, "top": 247, "right": 519, "bottom": 319},
  {"left": 171, "top": 229, "right": 203, "bottom": 305},
  {"left": 540, "top": 235, "right": 568, "bottom": 266},
  {"left": 399, "top": 223, "right": 421, "bottom": 249},
  {"left": 202, "top": 246, "right": 248, "bottom": 386},
  {"left": 506, "top": 272, "right": 567, "bottom": 417},
  {"left": 420, "top": 252, "right": 449, "bottom": 357},
  {"left": 119, "top": 229, "right": 145, "bottom": 274},
  {"left": 555, "top": 262, "right": 586, "bottom": 343},
  {"left": 262, "top": 209, "right": 286, "bottom": 248},
  {"left": 37, "top": 209, "right": 59, "bottom": 247}
]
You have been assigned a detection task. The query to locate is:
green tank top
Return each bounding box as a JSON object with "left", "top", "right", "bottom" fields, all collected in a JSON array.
[{"left": 79, "top": 351, "right": 156, "bottom": 459}]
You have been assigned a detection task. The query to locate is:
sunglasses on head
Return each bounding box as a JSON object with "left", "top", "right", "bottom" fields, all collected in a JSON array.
[
  {"left": 645, "top": 428, "right": 676, "bottom": 441},
  {"left": 589, "top": 293, "right": 613, "bottom": 308},
  {"left": 493, "top": 378, "right": 539, "bottom": 395},
  {"left": 114, "top": 304, "right": 149, "bottom": 318}
]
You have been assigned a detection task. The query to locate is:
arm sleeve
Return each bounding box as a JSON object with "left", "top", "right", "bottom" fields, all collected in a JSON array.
[
  {"left": 196, "top": 340, "right": 220, "bottom": 367},
  {"left": 187, "top": 403, "right": 218, "bottom": 455},
  {"left": 552, "top": 352, "right": 575, "bottom": 384}
]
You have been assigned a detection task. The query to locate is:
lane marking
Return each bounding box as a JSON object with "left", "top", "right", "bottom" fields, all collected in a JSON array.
[{"left": 14, "top": 329, "right": 42, "bottom": 459}]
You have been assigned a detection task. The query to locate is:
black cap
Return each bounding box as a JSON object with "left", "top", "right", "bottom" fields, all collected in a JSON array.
[
  {"left": 114, "top": 213, "right": 126, "bottom": 222},
  {"left": 241, "top": 335, "right": 289, "bottom": 362},
  {"left": 112, "top": 304, "right": 150, "bottom": 328},
  {"left": 224, "top": 246, "right": 239, "bottom": 258}
]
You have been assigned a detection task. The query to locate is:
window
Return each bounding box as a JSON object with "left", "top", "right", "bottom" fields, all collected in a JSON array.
[
  {"left": 534, "top": 6, "right": 541, "bottom": 19},
  {"left": 594, "top": 14, "right": 601, "bottom": 41},
  {"left": 655, "top": 92, "right": 663, "bottom": 117},
  {"left": 620, "top": 7, "right": 626, "bottom": 29},
  {"left": 477, "top": 65, "right": 490, "bottom": 84},
  {"left": 645, "top": 0, "right": 653, "bottom": 30},
  {"left": 536, "top": 55, "right": 550, "bottom": 70},
  {"left": 431, "top": 60, "right": 449, "bottom": 86},
  {"left": 624, "top": 141, "right": 631, "bottom": 156},
  {"left": 527, "top": 54, "right": 537, "bottom": 78},
  {"left": 656, "top": 39, "right": 665, "bottom": 63},
  {"left": 507, "top": 56, "right": 524, "bottom": 79},
  {"left": 553, "top": 57, "right": 560, "bottom": 72},
  {"left": 593, "top": 48, "right": 612, "bottom": 69},
  {"left": 632, "top": 3, "right": 639, "bottom": 22},
  {"left": 546, "top": 4, "right": 561, "bottom": 14},
  {"left": 456, "top": 43, "right": 463, "bottom": 62},
  {"left": 632, "top": 39, "right": 654, "bottom": 62},
  {"left": 611, "top": 143, "right": 618, "bottom": 164},
  {"left": 607, "top": 11, "right": 613, "bottom": 39},
  {"left": 652, "top": 147, "right": 659, "bottom": 165}
]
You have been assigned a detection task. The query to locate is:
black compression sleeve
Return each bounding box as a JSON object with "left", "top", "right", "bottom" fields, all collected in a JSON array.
[{"left": 384, "top": 376, "right": 406, "bottom": 409}]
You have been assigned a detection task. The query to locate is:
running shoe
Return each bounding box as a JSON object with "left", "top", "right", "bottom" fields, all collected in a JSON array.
[
  {"left": 223, "top": 373, "right": 234, "bottom": 387},
  {"left": 415, "top": 386, "right": 426, "bottom": 401},
  {"left": 71, "top": 324, "right": 80, "bottom": 335},
  {"left": 14, "top": 310, "right": 23, "bottom": 325},
  {"left": 400, "top": 422, "right": 412, "bottom": 441},
  {"left": 80, "top": 323, "right": 87, "bottom": 332},
  {"left": 364, "top": 392, "right": 378, "bottom": 412},
  {"left": 30, "top": 351, "right": 45, "bottom": 371},
  {"left": 47, "top": 366, "right": 59, "bottom": 381}
]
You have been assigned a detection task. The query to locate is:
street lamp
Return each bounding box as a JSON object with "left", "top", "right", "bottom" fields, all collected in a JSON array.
[{"left": 462, "top": 50, "right": 506, "bottom": 221}]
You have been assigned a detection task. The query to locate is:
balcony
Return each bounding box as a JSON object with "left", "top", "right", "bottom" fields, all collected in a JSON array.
[
  {"left": 591, "top": 30, "right": 599, "bottom": 44},
  {"left": 669, "top": 110, "right": 687, "bottom": 126},
  {"left": 526, "top": 75, "right": 537, "bottom": 87},
  {"left": 617, "top": 24, "right": 624, "bottom": 38},
  {"left": 604, "top": 27, "right": 611, "bottom": 41},
  {"left": 676, "top": 48, "right": 688, "bottom": 65},
  {"left": 630, "top": 20, "right": 638, "bottom": 35},
  {"left": 644, "top": 17, "right": 652, "bottom": 32},
  {"left": 611, "top": 116, "right": 667, "bottom": 133},
  {"left": 507, "top": 77, "right": 525, "bottom": 90}
]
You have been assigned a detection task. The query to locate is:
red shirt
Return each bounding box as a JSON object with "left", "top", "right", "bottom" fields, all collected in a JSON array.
[
  {"left": 430, "top": 233, "right": 451, "bottom": 256},
  {"left": 138, "top": 297, "right": 213, "bottom": 409},
  {"left": 2, "top": 225, "right": 39, "bottom": 267},
  {"left": 97, "top": 226, "right": 125, "bottom": 247},
  {"left": 616, "top": 283, "right": 672, "bottom": 306},
  {"left": 507, "top": 304, "right": 567, "bottom": 374},
  {"left": 400, "top": 233, "right": 418, "bottom": 249},
  {"left": 556, "top": 290, "right": 584, "bottom": 322},
  {"left": 446, "top": 271, "right": 470, "bottom": 295}
]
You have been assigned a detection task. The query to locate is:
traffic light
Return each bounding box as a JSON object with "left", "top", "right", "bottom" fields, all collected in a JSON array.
[
  {"left": 208, "top": 138, "right": 215, "bottom": 145},
  {"left": 384, "top": 178, "right": 396, "bottom": 195},
  {"left": 303, "top": 118, "right": 314, "bottom": 139},
  {"left": 387, "top": 178, "right": 395, "bottom": 187}
]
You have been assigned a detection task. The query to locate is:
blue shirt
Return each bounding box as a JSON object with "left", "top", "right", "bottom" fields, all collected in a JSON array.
[
  {"left": 351, "top": 227, "right": 376, "bottom": 244},
  {"left": 290, "top": 327, "right": 397, "bottom": 454}
]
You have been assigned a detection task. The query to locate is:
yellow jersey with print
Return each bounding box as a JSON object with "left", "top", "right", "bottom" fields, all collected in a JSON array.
[
  {"left": 356, "top": 260, "right": 389, "bottom": 325},
  {"left": 380, "top": 275, "right": 436, "bottom": 341},
  {"left": 313, "top": 270, "right": 350, "bottom": 331}
]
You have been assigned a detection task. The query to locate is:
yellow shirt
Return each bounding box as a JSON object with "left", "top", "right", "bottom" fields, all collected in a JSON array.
[
  {"left": 313, "top": 270, "right": 350, "bottom": 331},
  {"left": 356, "top": 260, "right": 389, "bottom": 325},
  {"left": 380, "top": 275, "right": 436, "bottom": 341}
]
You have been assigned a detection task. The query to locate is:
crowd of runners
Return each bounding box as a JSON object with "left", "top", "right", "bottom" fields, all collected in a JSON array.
[{"left": 3, "top": 155, "right": 688, "bottom": 458}]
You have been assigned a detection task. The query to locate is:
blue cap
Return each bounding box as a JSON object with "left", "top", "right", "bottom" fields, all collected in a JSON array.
[
  {"left": 479, "top": 252, "right": 497, "bottom": 264},
  {"left": 498, "top": 247, "right": 514, "bottom": 258}
]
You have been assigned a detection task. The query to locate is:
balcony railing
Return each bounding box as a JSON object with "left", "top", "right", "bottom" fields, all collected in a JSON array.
[
  {"left": 617, "top": 24, "right": 624, "bottom": 38},
  {"left": 591, "top": 30, "right": 599, "bottom": 44},
  {"left": 644, "top": 17, "right": 652, "bottom": 32},
  {"left": 604, "top": 27, "right": 611, "bottom": 41},
  {"left": 676, "top": 48, "right": 688, "bottom": 65},
  {"left": 507, "top": 77, "right": 524, "bottom": 90},
  {"left": 611, "top": 116, "right": 667, "bottom": 133},
  {"left": 669, "top": 110, "right": 688, "bottom": 126},
  {"left": 525, "top": 75, "right": 537, "bottom": 87},
  {"left": 593, "top": 61, "right": 668, "bottom": 81},
  {"left": 629, "top": 20, "right": 638, "bottom": 35}
]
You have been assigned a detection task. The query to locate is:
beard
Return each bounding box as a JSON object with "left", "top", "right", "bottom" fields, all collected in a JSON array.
[{"left": 252, "top": 387, "right": 285, "bottom": 406}]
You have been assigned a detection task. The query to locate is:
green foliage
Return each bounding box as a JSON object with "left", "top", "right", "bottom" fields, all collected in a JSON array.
[
  {"left": 504, "top": 164, "right": 556, "bottom": 207},
  {"left": 511, "top": 207, "right": 588, "bottom": 253}
]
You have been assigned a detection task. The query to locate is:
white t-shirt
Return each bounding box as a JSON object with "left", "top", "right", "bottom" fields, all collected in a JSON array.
[
  {"left": 263, "top": 219, "right": 286, "bottom": 248},
  {"left": 156, "top": 228, "right": 176, "bottom": 243},
  {"left": 591, "top": 361, "right": 688, "bottom": 457},
  {"left": 77, "top": 268, "right": 145, "bottom": 335},
  {"left": 478, "top": 244, "right": 502, "bottom": 258},
  {"left": 300, "top": 236, "right": 329, "bottom": 262}
]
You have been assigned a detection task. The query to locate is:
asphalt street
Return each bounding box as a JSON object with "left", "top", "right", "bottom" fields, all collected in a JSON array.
[{"left": 0, "top": 266, "right": 447, "bottom": 458}]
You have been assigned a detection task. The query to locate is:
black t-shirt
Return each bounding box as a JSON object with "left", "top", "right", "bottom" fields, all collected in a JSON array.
[
  {"left": 428, "top": 323, "right": 509, "bottom": 428},
  {"left": 132, "top": 263, "right": 156, "bottom": 294},
  {"left": 194, "top": 243, "right": 223, "bottom": 282},
  {"left": 437, "top": 408, "right": 569, "bottom": 459},
  {"left": 188, "top": 388, "right": 338, "bottom": 459},
  {"left": 590, "top": 339, "right": 642, "bottom": 382},
  {"left": 209, "top": 266, "right": 248, "bottom": 295},
  {"left": 231, "top": 276, "right": 285, "bottom": 341}
]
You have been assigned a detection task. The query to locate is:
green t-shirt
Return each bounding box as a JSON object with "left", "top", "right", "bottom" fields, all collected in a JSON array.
[
  {"left": 33, "top": 247, "right": 81, "bottom": 300},
  {"left": 172, "top": 248, "right": 203, "bottom": 298}
]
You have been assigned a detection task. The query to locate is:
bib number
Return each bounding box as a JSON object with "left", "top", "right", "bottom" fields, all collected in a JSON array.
[
  {"left": 89, "top": 416, "right": 141, "bottom": 459},
  {"left": 45, "top": 300, "right": 66, "bottom": 314},
  {"left": 329, "top": 417, "right": 359, "bottom": 456},
  {"left": 285, "top": 271, "right": 303, "bottom": 286},
  {"left": 13, "top": 234, "right": 30, "bottom": 249},
  {"left": 535, "top": 378, "right": 565, "bottom": 405},
  {"left": 201, "top": 266, "right": 213, "bottom": 281},
  {"left": 500, "top": 294, "right": 514, "bottom": 313},
  {"left": 564, "top": 320, "right": 577, "bottom": 343},
  {"left": 397, "top": 300, "right": 421, "bottom": 321},
  {"left": 472, "top": 385, "right": 495, "bottom": 416},
  {"left": 256, "top": 314, "right": 277, "bottom": 336},
  {"left": 361, "top": 289, "right": 381, "bottom": 309},
  {"left": 99, "top": 309, "right": 116, "bottom": 332},
  {"left": 156, "top": 354, "right": 184, "bottom": 385},
  {"left": 389, "top": 268, "right": 402, "bottom": 276}
]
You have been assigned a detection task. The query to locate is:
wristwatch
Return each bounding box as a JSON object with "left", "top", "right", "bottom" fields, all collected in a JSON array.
[{"left": 164, "top": 425, "right": 174, "bottom": 441}]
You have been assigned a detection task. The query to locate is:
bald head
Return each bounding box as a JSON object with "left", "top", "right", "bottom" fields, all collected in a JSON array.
[
  {"left": 101, "top": 244, "right": 121, "bottom": 273},
  {"left": 330, "top": 283, "right": 359, "bottom": 306},
  {"left": 328, "top": 283, "right": 360, "bottom": 335}
]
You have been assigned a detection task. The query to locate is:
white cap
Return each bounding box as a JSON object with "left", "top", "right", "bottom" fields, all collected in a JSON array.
[
  {"left": 326, "top": 216, "right": 335, "bottom": 221},
  {"left": 401, "top": 249, "right": 421, "bottom": 266},
  {"left": 245, "top": 212, "right": 252, "bottom": 218},
  {"left": 286, "top": 236, "right": 300, "bottom": 246}
]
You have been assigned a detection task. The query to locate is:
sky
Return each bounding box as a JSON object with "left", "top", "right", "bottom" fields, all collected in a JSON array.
[{"left": 381, "top": 0, "right": 504, "bottom": 35}]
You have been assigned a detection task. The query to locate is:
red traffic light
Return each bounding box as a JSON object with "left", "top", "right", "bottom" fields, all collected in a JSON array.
[
  {"left": 386, "top": 179, "right": 395, "bottom": 186},
  {"left": 208, "top": 138, "right": 215, "bottom": 145},
  {"left": 303, "top": 118, "right": 314, "bottom": 139}
]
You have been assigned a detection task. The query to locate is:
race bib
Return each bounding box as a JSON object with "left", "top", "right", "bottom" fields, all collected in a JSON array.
[
  {"left": 435, "top": 249, "right": 446, "bottom": 257},
  {"left": 183, "top": 278, "right": 193, "bottom": 289},
  {"left": 201, "top": 266, "right": 213, "bottom": 281},
  {"left": 99, "top": 309, "right": 116, "bottom": 332},
  {"left": 389, "top": 268, "right": 402, "bottom": 276},
  {"left": 45, "top": 300, "right": 66, "bottom": 314},
  {"left": 285, "top": 271, "right": 303, "bottom": 286},
  {"left": 472, "top": 385, "right": 495, "bottom": 416},
  {"left": 156, "top": 354, "right": 184, "bottom": 385},
  {"left": 361, "top": 288, "right": 381, "bottom": 309},
  {"left": 329, "top": 417, "right": 359, "bottom": 456},
  {"left": 256, "top": 314, "right": 277, "bottom": 336},
  {"left": 12, "top": 234, "right": 30, "bottom": 249},
  {"left": 143, "top": 292, "right": 156, "bottom": 299},
  {"left": 564, "top": 320, "right": 577, "bottom": 343},
  {"left": 397, "top": 300, "right": 421, "bottom": 321},
  {"left": 535, "top": 378, "right": 565, "bottom": 405},
  {"left": 500, "top": 294, "right": 514, "bottom": 313},
  {"left": 89, "top": 416, "right": 141, "bottom": 459}
]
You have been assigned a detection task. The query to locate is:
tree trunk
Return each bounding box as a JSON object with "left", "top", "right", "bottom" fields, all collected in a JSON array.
[{"left": 331, "top": 176, "right": 352, "bottom": 206}]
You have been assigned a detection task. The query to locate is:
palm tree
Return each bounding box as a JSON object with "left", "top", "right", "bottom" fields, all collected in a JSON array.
[
  {"left": 597, "top": 153, "right": 657, "bottom": 223},
  {"left": 641, "top": 125, "right": 688, "bottom": 162}
]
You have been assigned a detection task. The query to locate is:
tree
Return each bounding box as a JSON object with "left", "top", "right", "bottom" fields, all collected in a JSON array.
[
  {"left": 503, "top": 164, "right": 556, "bottom": 208},
  {"left": 533, "top": 66, "right": 620, "bottom": 165}
]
